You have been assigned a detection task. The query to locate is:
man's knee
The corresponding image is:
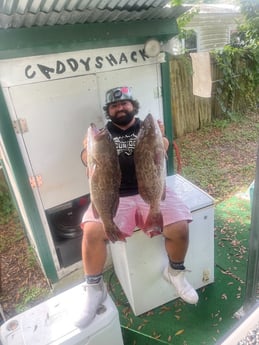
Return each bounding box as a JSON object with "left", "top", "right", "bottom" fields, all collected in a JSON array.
[
  {"left": 163, "top": 220, "right": 189, "bottom": 241},
  {"left": 82, "top": 222, "right": 107, "bottom": 242}
]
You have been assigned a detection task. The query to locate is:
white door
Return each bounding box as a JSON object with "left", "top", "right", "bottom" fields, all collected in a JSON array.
[{"left": 8, "top": 75, "right": 105, "bottom": 210}]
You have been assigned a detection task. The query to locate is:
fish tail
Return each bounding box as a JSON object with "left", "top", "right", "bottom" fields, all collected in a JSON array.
[{"left": 144, "top": 209, "right": 163, "bottom": 238}]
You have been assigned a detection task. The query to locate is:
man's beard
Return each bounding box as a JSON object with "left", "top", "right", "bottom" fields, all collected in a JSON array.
[{"left": 108, "top": 110, "right": 136, "bottom": 126}]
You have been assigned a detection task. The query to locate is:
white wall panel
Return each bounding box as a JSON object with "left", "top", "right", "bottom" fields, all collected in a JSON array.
[{"left": 8, "top": 75, "right": 104, "bottom": 209}]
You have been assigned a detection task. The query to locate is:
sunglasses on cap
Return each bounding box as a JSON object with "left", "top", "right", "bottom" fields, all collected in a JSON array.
[{"left": 105, "top": 87, "right": 133, "bottom": 104}]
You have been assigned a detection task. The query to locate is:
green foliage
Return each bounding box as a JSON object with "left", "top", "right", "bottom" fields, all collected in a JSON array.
[
  {"left": 171, "top": 0, "right": 259, "bottom": 119},
  {"left": 0, "top": 170, "right": 16, "bottom": 225},
  {"left": 0, "top": 187, "right": 15, "bottom": 224},
  {"left": 212, "top": 0, "right": 259, "bottom": 118},
  {"left": 239, "top": 0, "right": 259, "bottom": 45},
  {"left": 170, "top": 0, "right": 199, "bottom": 43},
  {"left": 16, "top": 286, "right": 50, "bottom": 313},
  {"left": 177, "top": 7, "right": 199, "bottom": 35},
  {"left": 27, "top": 246, "right": 39, "bottom": 268},
  {"left": 171, "top": 0, "right": 183, "bottom": 5},
  {"left": 212, "top": 46, "right": 259, "bottom": 118}
]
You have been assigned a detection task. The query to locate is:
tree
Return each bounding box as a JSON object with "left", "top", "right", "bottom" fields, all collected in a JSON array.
[
  {"left": 231, "top": 0, "right": 259, "bottom": 47},
  {"left": 213, "top": 0, "right": 259, "bottom": 117}
]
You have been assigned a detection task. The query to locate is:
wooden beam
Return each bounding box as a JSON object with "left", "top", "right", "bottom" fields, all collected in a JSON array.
[{"left": 0, "top": 19, "right": 178, "bottom": 59}]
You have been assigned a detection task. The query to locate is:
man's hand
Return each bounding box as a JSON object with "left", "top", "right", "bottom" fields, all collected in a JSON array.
[
  {"left": 157, "top": 119, "right": 169, "bottom": 152},
  {"left": 80, "top": 133, "right": 88, "bottom": 167}
]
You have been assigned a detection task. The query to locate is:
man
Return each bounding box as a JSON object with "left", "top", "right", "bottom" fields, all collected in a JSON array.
[{"left": 76, "top": 86, "right": 198, "bottom": 328}]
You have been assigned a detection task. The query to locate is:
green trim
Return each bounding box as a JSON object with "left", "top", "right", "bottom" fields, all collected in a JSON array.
[
  {"left": 0, "top": 19, "right": 178, "bottom": 59},
  {"left": 0, "top": 87, "right": 58, "bottom": 283},
  {"left": 161, "top": 54, "right": 174, "bottom": 175}
]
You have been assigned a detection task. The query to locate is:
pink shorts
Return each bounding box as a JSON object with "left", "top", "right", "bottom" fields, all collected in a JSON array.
[{"left": 81, "top": 185, "right": 192, "bottom": 237}]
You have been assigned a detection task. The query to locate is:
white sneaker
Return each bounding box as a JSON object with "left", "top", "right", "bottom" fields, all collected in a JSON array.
[
  {"left": 163, "top": 266, "right": 199, "bottom": 304},
  {"left": 74, "top": 279, "right": 107, "bottom": 329}
]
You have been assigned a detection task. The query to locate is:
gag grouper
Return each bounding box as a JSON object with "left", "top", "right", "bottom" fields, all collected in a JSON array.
[
  {"left": 134, "top": 114, "right": 166, "bottom": 237},
  {"left": 86, "top": 123, "right": 126, "bottom": 243}
]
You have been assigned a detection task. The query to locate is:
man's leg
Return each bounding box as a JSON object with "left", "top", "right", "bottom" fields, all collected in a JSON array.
[
  {"left": 163, "top": 221, "right": 199, "bottom": 304},
  {"left": 81, "top": 221, "right": 108, "bottom": 275},
  {"left": 74, "top": 221, "right": 108, "bottom": 328}
]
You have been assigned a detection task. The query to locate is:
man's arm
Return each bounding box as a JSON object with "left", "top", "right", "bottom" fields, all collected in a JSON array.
[
  {"left": 157, "top": 120, "right": 169, "bottom": 152},
  {"left": 80, "top": 148, "right": 87, "bottom": 167},
  {"left": 80, "top": 134, "right": 88, "bottom": 167}
]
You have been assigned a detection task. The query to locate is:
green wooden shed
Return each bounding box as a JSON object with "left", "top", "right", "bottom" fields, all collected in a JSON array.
[{"left": 0, "top": 0, "right": 185, "bottom": 282}]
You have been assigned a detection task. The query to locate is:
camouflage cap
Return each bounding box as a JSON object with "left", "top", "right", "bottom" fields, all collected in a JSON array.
[{"left": 105, "top": 86, "right": 133, "bottom": 105}]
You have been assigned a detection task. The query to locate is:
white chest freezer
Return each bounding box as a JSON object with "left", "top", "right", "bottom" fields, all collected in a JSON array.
[
  {"left": 0, "top": 284, "right": 124, "bottom": 345},
  {"left": 110, "top": 174, "right": 215, "bottom": 315}
]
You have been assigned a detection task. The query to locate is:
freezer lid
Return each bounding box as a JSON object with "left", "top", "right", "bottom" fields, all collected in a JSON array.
[
  {"left": 0, "top": 284, "right": 119, "bottom": 345},
  {"left": 166, "top": 174, "right": 214, "bottom": 211}
]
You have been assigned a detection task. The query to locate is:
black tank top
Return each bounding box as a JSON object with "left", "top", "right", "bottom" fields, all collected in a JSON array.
[{"left": 106, "top": 118, "right": 142, "bottom": 197}]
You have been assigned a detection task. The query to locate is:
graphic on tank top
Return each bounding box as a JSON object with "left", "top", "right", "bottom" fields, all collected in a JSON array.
[
  {"left": 112, "top": 133, "right": 137, "bottom": 156},
  {"left": 106, "top": 118, "right": 141, "bottom": 196}
]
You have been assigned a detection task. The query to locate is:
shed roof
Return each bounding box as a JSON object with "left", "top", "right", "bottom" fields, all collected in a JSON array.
[{"left": 0, "top": 0, "right": 187, "bottom": 29}]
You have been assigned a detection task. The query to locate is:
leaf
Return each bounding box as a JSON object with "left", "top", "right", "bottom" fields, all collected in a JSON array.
[
  {"left": 175, "top": 308, "right": 182, "bottom": 313},
  {"left": 137, "top": 324, "right": 144, "bottom": 331},
  {"left": 175, "top": 329, "right": 185, "bottom": 336}
]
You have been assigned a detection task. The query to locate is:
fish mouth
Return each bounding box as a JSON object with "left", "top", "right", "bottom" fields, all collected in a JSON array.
[
  {"left": 89, "top": 123, "right": 99, "bottom": 135},
  {"left": 94, "top": 129, "right": 108, "bottom": 141}
]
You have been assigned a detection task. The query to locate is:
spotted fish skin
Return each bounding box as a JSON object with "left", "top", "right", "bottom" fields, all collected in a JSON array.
[
  {"left": 134, "top": 114, "right": 166, "bottom": 237},
  {"left": 87, "top": 123, "right": 126, "bottom": 243}
]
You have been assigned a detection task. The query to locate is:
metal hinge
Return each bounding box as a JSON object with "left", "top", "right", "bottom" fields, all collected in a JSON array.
[
  {"left": 13, "top": 118, "right": 28, "bottom": 134},
  {"left": 29, "top": 175, "right": 43, "bottom": 189}
]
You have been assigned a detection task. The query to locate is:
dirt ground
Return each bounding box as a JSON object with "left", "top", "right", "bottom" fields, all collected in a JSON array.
[
  {"left": 0, "top": 214, "right": 50, "bottom": 320},
  {"left": 0, "top": 110, "right": 258, "bottom": 322}
]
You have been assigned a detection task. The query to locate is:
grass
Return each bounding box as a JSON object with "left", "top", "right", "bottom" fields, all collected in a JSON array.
[
  {"left": 15, "top": 286, "right": 50, "bottom": 313},
  {"left": 174, "top": 111, "right": 258, "bottom": 203},
  {"left": 0, "top": 170, "right": 50, "bottom": 318},
  {"left": 0, "top": 184, "right": 15, "bottom": 225}
]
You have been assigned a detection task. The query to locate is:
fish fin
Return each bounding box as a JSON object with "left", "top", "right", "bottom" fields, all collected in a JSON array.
[
  {"left": 92, "top": 203, "right": 99, "bottom": 219},
  {"left": 88, "top": 163, "right": 96, "bottom": 179},
  {"left": 144, "top": 209, "right": 163, "bottom": 238},
  {"left": 105, "top": 222, "right": 127, "bottom": 243}
]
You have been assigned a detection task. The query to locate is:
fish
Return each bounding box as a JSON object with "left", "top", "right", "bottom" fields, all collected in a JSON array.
[
  {"left": 86, "top": 123, "right": 126, "bottom": 243},
  {"left": 134, "top": 114, "right": 166, "bottom": 237}
]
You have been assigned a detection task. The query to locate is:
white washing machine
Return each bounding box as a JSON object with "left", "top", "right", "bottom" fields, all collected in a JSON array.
[{"left": 0, "top": 284, "right": 124, "bottom": 345}]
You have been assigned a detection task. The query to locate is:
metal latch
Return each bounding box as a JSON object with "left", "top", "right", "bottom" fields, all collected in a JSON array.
[
  {"left": 29, "top": 175, "right": 43, "bottom": 188},
  {"left": 13, "top": 119, "right": 28, "bottom": 134}
]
